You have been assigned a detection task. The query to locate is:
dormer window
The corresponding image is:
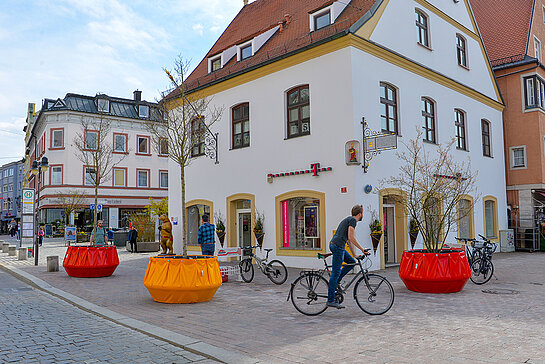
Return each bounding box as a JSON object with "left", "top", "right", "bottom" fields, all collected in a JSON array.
[
  {"left": 240, "top": 43, "right": 253, "bottom": 60},
  {"left": 314, "top": 10, "right": 331, "bottom": 31},
  {"left": 211, "top": 56, "right": 222, "bottom": 72},
  {"left": 97, "top": 99, "right": 110, "bottom": 113},
  {"left": 139, "top": 105, "right": 149, "bottom": 118}
]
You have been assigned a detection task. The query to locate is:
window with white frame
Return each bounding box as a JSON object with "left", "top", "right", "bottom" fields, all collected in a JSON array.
[
  {"left": 380, "top": 82, "right": 398, "bottom": 135},
  {"left": 422, "top": 97, "right": 435, "bottom": 143},
  {"left": 535, "top": 37, "right": 542, "bottom": 62},
  {"left": 481, "top": 119, "right": 491, "bottom": 157},
  {"left": 159, "top": 138, "right": 168, "bottom": 156},
  {"left": 113, "top": 168, "right": 126, "bottom": 187},
  {"left": 524, "top": 75, "right": 545, "bottom": 109},
  {"left": 510, "top": 146, "right": 527, "bottom": 168},
  {"left": 97, "top": 99, "right": 109, "bottom": 113},
  {"left": 209, "top": 56, "right": 221, "bottom": 72},
  {"left": 240, "top": 43, "right": 252, "bottom": 60},
  {"left": 458, "top": 198, "right": 472, "bottom": 239},
  {"left": 455, "top": 109, "right": 467, "bottom": 150},
  {"left": 138, "top": 105, "right": 149, "bottom": 118},
  {"left": 51, "top": 166, "right": 62, "bottom": 185},
  {"left": 314, "top": 10, "right": 331, "bottom": 31},
  {"left": 8, "top": 168, "right": 13, "bottom": 176},
  {"left": 8, "top": 184, "right": 13, "bottom": 192},
  {"left": 85, "top": 130, "right": 99, "bottom": 150},
  {"left": 456, "top": 34, "right": 468, "bottom": 68},
  {"left": 415, "top": 9, "right": 429, "bottom": 47},
  {"left": 137, "top": 170, "right": 149, "bottom": 188},
  {"left": 114, "top": 134, "right": 127, "bottom": 153},
  {"left": 160, "top": 171, "right": 168, "bottom": 188},
  {"left": 2, "top": 185, "right": 7, "bottom": 192},
  {"left": 52, "top": 129, "right": 63, "bottom": 148},
  {"left": 137, "top": 136, "right": 149, "bottom": 154},
  {"left": 484, "top": 199, "right": 496, "bottom": 238},
  {"left": 84, "top": 167, "right": 97, "bottom": 186}
]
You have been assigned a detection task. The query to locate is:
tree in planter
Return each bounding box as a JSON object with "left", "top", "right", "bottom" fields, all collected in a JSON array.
[
  {"left": 253, "top": 211, "right": 265, "bottom": 247},
  {"left": 55, "top": 189, "right": 87, "bottom": 226},
  {"left": 145, "top": 56, "right": 222, "bottom": 257},
  {"left": 73, "top": 113, "right": 127, "bottom": 243},
  {"left": 409, "top": 217, "right": 419, "bottom": 249},
  {"left": 128, "top": 212, "right": 155, "bottom": 242},
  {"left": 215, "top": 211, "right": 226, "bottom": 247},
  {"left": 384, "top": 130, "right": 478, "bottom": 253},
  {"left": 368, "top": 211, "right": 383, "bottom": 255},
  {"left": 145, "top": 197, "right": 169, "bottom": 218}
]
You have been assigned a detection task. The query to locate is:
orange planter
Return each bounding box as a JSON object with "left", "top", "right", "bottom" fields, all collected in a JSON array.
[
  {"left": 144, "top": 255, "right": 222, "bottom": 304},
  {"left": 63, "top": 246, "right": 119, "bottom": 278}
]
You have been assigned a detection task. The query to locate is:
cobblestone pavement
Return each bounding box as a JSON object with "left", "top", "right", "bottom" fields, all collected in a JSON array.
[
  {"left": 0, "top": 269, "right": 215, "bottom": 363},
  {"left": 1, "top": 235, "right": 545, "bottom": 363}
]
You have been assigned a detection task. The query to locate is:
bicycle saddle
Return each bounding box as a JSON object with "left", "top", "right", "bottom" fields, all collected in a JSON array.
[
  {"left": 317, "top": 253, "right": 332, "bottom": 259},
  {"left": 264, "top": 248, "right": 273, "bottom": 253}
]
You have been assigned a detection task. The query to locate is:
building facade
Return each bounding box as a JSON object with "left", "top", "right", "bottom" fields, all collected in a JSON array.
[
  {"left": 24, "top": 91, "right": 168, "bottom": 230},
  {"left": 169, "top": 0, "right": 508, "bottom": 268},
  {"left": 0, "top": 159, "right": 24, "bottom": 234},
  {"left": 472, "top": 0, "right": 545, "bottom": 250}
]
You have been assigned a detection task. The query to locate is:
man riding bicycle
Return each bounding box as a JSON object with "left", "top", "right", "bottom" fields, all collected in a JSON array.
[{"left": 328, "top": 204, "right": 369, "bottom": 309}]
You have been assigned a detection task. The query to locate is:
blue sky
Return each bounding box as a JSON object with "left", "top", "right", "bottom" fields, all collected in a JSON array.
[{"left": 0, "top": 0, "right": 244, "bottom": 164}]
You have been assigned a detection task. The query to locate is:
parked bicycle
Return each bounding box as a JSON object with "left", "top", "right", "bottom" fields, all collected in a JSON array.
[
  {"left": 287, "top": 250, "right": 394, "bottom": 316},
  {"left": 239, "top": 245, "right": 288, "bottom": 285},
  {"left": 456, "top": 234, "right": 496, "bottom": 285}
]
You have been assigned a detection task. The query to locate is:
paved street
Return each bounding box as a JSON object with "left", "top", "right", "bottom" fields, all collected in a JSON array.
[
  {"left": 0, "top": 269, "right": 214, "bottom": 363},
  {"left": 1, "top": 235, "right": 545, "bottom": 363}
]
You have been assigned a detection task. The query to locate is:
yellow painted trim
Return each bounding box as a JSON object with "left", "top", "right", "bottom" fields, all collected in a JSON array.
[
  {"left": 185, "top": 199, "right": 214, "bottom": 248},
  {"left": 275, "top": 190, "right": 327, "bottom": 257},
  {"left": 378, "top": 188, "right": 407, "bottom": 269},
  {"left": 457, "top": 194, "right": 475, "bottom": 239},
  {"left": 225, "top": 193, "right": 255, "bottom": 250},
  {"left": 482, "top": 195, "right": 499, "bottom": 243},
  {"left": 355, "top": 0, "right": 390, "bottom": 39}
]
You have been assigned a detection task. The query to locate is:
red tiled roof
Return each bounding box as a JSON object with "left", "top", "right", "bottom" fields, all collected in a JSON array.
[
  {"left": 470, "top": 0, "right": 533, "bottom": 66},
  {"left": 182, "top": 0, "right": 377, "bottom": 93}
]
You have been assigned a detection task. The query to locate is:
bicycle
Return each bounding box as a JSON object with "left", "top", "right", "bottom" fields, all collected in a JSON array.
[
  {"left": 239, "top": 245, "right": 288, "bottom": 285},
  {"left": 287, "top": 250, "right": 394, "bottom": 316},
  {"left": 469, "top": 234, "right": 496, "bottom": 285},
  {"left": 455, "top": 237, "right": 480, "bottom": 266}
]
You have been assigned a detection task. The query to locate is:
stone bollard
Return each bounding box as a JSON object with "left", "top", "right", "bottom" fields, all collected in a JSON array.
[
  {"left": 2, "top": 243, "right": 9, "bottom": 253},
  {"left": 18, "top": 248, "right": 28, "bottom": 261},
  {"left": 47, "top": 256, "right": 59, "bottom": 272},
  {"left": 8, "top": 246, "right": 16, "bottom": 256}
]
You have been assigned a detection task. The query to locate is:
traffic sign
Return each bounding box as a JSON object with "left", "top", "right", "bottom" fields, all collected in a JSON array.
[
  {"left": 22, "top": 188, "right": 35, "bottom": 214},
  {"left": 97, "top": 204, "right": 103, "bottom": 212},
  {"left": 90, "top": 204, "right": 94, "bottom": 210}
]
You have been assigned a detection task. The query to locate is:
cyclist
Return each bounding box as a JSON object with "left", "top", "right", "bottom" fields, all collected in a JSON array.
[{"left": 328, "top": 204, "right": 369, "bottom": 309}]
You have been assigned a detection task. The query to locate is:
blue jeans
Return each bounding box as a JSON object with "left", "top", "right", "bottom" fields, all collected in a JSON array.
[
  {"left": 328, "top": 243, "right": 356, "bottom": 303},
  {"left": 201, "top": 243, "right": 215, "bottom": 256}
]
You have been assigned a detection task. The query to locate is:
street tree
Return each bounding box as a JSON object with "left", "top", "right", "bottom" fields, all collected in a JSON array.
[
  {"left": 55, "top": 189, "right": 87, "bottom": 225},
  {"left": 145, "top": 56, "right": 222, "bottom": 257}
]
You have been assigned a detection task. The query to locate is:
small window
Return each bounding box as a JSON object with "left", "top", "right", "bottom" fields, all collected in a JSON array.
[
  {"left": 191, "top": 117, "right": 205, "bottom": 157},
  {"left": 415, "top": 10, "right": 429, "bottom": 47},
  {"left": 314, "top": 10, "right": 331, "bottom": 31},
  {"left": 535, "top": 37, "right": 542, "bottom": 62},
  {"left": 85, "top": 130, "right": 99, "bottom": 150},
  {"left": 114, "top": 134, "right": 127, "bottom": 153},
  {"left": 240, "top": 43, "right": 252, "bottom": 60},
  {"left": 458, "top": 198, "right": 473, "bottom": 239},
  {"left": 481, "top": 119, "right": 491, "bottom": 157},
  {"left": 484, "top": 199, "right": 497, "bottom": 238},
  {"left": 455, "top": 109, "right": 466, "bottom": 150},
  {"left": 8, "top": 183, "right": 13, "bottom": 192},
  {"left": 232, "top": 103, "right": 250, "bottom": 149},
  {"left": 210, "top": 56, "right": 221, "bottom": 72},
  {"left": 160, "top": 171, "right": 168, "bottom": 188},
  {"left": 9, "top": 168, "right": 13, "bottom": 176},
  {"left": 287, "top": 85, "right": 310, "bottom": 138},
  {"left": 97, "top": 99, "right": 109, "bottom": 113},
  {"left": 526, "top": 77, "right": 536, "bottom": 107},
  {"left": 51, "top": 129, "right": 63, "bottom": 148},
  {"left": 380, "top": 83, "right": 398, "bottom": 135},
  {"left": 422, "top": 97, "right": 435, "bottom": 143},
  {"left": 51, "top": 166, "right": 62, "bottom": 185},
  {"left": 510, "top": 146, "right": 526, "bottom": 168},
  {"left": 159, "top": 138, "right": 168, "bottom": 155},
  {"left": 84, "top": 167, "right": 96, "bottom": 186},
  {"left": 137, "top": 170, "right": 149, "bottom": 188},
  {"left": 139, "top": 105, "right": 149, "bottom": 118},
  {"left": 113, "top": 168, "right": 126, "bottom": 187},
  {"left": 137, "top": 136, "right": 149, "bottom": 154},
  {"left": 456, "top": 34, "right": 468, "bottom": 68}
]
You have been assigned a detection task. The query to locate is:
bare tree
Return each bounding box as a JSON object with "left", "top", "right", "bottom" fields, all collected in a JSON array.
[
  {"left": 73, "top": 113, "right": 126, "bottom": 240},
  {"left": 146, "top": 56, "right": 222, "bottom": 257},
  {"left": 383, "top": 130, "right": 478, "bottom": 252},
  {"left": 55, "top": 189, "right": 87, "bottom": 225}
]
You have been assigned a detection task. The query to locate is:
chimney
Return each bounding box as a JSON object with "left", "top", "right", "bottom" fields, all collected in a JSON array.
[
  {"left": 243, "top": 0, "right": 248, "bottom": 5},
  {"left": 284, "top": 14, "right": 291, "bottom": 24},
  {"left": 133, "top": 90, "right": 142, "bottom": 101}
]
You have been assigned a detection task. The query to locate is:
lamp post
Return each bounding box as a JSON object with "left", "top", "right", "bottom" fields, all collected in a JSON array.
[{"left": 31, "top": 156, "right": 49, "bottom": 266}]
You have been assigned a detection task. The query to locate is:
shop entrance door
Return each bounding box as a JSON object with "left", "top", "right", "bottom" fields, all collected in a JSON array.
[
  {"left": 237, "top": 210, "right": 252, "bottom": 257},
  {"left": 383, "top": 204, "right": 396, "bottom": 265}
]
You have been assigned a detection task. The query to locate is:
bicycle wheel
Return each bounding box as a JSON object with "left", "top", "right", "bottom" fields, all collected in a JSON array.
[
  {"left": 239, "top": 259, "right": 254, "bottom": 283},
  {"left": 470, "top": 258, "right": 494, "bottom": 285},
  {"left": 354, "top": 273, "right": 394, "bottom": 315},
  {"left": 266, "top": 260, "right": 288, "bottom": 285},
  {"left": 290, "top": 272, "right": 329, "bottom": 316}
]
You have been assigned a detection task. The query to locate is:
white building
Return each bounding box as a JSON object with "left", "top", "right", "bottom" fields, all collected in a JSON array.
[
  {"left": 24, "top": 91, "right": 168, "bottom": 229},
  {"left": 169, "top": 0, "right": 507, "bottom": 269}
]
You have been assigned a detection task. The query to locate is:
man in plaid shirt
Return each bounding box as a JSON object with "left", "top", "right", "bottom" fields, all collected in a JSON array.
[{"left": 198, "top": 214, "right": 216, "bottom": 256}]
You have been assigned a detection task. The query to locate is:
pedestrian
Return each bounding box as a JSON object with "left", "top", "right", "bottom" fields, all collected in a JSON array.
[
  {"left": 9, "top": 219, "right": 16, "bottom": 237},
  {"left": 197, "top": 214, "right": 215, "bottom": 256},
  {"left": 327, "top": 205, "right": 369, "bottom": 309},
  {"left": 107, "top": 228, "right": 114, "bottom": 244},
  {"left": 128, "top": 225, "right": 138, "bottom": 253},
  {"left": 38, "top": 227, "right": 45, "bottom": 246},
  {"left": 90, "top": 220, "right": 108, "bottom": 246},
  {"left": 16, "top": 222, "right": 20, "bottom": 241}
]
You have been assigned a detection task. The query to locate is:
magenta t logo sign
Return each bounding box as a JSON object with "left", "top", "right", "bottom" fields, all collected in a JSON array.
[{"left": 310, "top": 163, "right": 321, "bottom": 176}]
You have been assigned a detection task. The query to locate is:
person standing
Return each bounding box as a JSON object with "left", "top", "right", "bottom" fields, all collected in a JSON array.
[
  {"left": 9, "top": 219, "right": 16, "bottom": 237},
  {"left": 197, "top": 215, "right": 215, "bottom": 256},
  {"left": 107, "top": 228, "right": 114, "bottom": 245},
  {"left": 327, "top": 205, "right": 368, "bottom": 309},
  {"left": 128, "top": 225, "right": 138, "bottom": 253},
  {"left": 90, "top": 220, "right": 108, "bottom": 246},
  {"left": 38, "top": 227, "right": 45, "bottom": 246}
]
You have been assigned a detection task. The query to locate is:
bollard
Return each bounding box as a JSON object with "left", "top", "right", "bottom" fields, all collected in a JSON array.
[
  {"left": 2, "top": 243, "right": 9, "bottom": 253},
  {"left": 47, "top": 256, "right": 59, "bottom": 272},
  {"left": 8, "top": 246, "right": 16, "bottom": 256},
  {"left": 18, "top": 248, "right": 28, "bottom": 260}
]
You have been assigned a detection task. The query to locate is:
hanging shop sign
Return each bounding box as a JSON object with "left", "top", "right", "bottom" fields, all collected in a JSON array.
[
  {"left": 345, "top": 140, "right": 361, "bottom": 165},
  {"left": 267, "top": 163, "right": 332, "bottom": 183}
]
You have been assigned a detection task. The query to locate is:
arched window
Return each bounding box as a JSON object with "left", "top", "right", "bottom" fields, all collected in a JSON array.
[
  {"left": 190, "top": 117, "right": 205, "bottom": 157},
  {"left": 380, "top": 82, "right": 398, "bottom": 134},
  {"left": 186, "top": 200, "right": 213, "bottom": 246},
  {"left": 481, "top": 119, "right": 491, "bottom": 157},
  {"left": 457, "top": 196, "right": 474, "bottom": 239},
  {"left": 422, "top": 97, "right": 435, "bottom": 143},
  {"left": 483, "top": 196, "right": 498, "bottom": 239},
  {"left": 415, "top": 9, "right": 429, "bottom": 47},
  {"left": 455, "top": 109, "right": 466, "bottom": 150},
  {"left": 286, "top": 85, "right": 310, "bottom": 138},
  {"left": 232, "top": 103, "right": 250, "bottom": 149}
]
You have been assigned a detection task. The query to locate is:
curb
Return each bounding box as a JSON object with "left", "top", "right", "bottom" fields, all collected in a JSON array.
[{"left": 0, "top": 263, "right": 259, "bottom": 364}]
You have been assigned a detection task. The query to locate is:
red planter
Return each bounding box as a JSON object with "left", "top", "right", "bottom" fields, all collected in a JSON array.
[
  {"left": 398, "top": 249, "right": 471, "bottom": 293},
  {"left": 63, "top": 246, "right": 119, "bottom": 278}
]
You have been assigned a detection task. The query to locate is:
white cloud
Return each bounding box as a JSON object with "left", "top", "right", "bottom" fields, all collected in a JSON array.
[{"left": 192, "top": 24, "right": 204, "bottom": 36}]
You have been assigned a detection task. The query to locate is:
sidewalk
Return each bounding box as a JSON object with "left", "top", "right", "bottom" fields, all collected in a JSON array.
[{"left": 1, "top": 235, "right": 545, "bottom": 363}]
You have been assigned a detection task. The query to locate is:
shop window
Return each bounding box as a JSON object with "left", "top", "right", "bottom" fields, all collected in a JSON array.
[
  {"left": 187, "top": 204, "right": 211, "bottom": 245},
  {"left": 281, "top": 197, "right": 321, "bottom": 249}
]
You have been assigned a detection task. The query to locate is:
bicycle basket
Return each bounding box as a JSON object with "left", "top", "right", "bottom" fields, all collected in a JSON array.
[{"left": 242, "top": 247, "right": 253, "bottom": 255}]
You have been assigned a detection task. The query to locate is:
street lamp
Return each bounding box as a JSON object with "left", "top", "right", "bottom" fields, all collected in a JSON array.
[{"left": 31, "top": 156, "right": 49, "bottom": 266}]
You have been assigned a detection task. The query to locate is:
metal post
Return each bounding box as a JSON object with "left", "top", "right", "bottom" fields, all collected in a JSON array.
[{"left": 34, "top": 169, "right": 40, "bottom": 266}]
